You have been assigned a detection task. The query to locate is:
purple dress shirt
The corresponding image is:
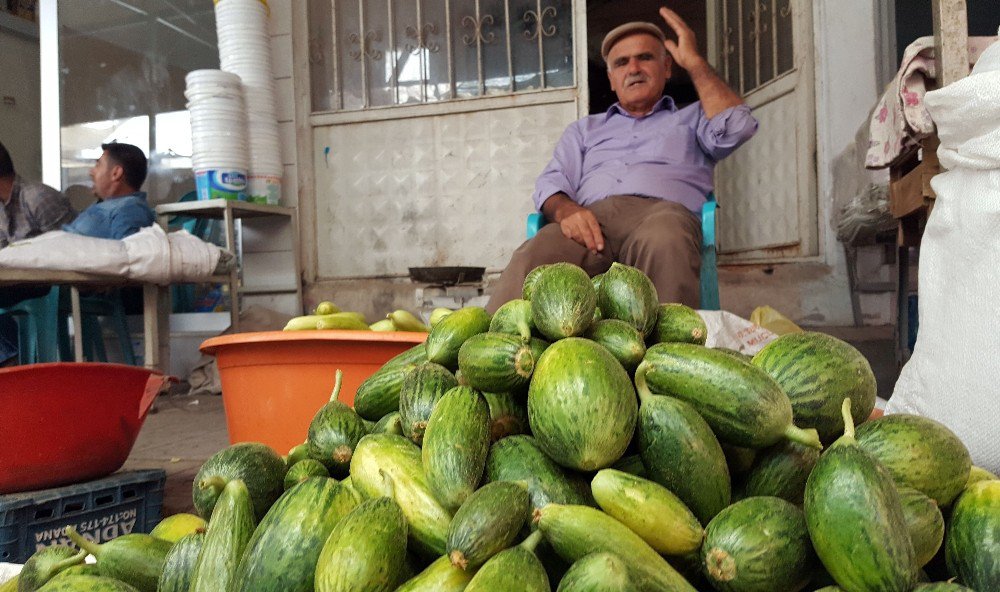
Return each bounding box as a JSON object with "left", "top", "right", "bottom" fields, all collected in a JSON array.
[{"left": 533, "top": 96, "right": 759, "bottom": 214}]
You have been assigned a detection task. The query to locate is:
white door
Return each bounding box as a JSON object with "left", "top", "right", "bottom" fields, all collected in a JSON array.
[{"left": 710, "top": 0, "right": 817, "bottom": 261}]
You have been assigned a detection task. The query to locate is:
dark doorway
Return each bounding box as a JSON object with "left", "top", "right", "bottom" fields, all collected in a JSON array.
[
  {"left": 586, "top": 1, "right": 707, "bottom": 114},
  {"left": 894, "top": 0, "right": 999, "bottom": 65}
]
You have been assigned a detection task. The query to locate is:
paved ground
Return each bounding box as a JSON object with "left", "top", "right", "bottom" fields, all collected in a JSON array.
[{"left": 122, "top": 387, "right": 229, "bottom": 516}]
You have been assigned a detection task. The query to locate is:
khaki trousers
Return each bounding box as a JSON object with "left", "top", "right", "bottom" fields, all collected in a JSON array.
[{"left": 486, "top": 196, "right": 702, "bottom": 313}]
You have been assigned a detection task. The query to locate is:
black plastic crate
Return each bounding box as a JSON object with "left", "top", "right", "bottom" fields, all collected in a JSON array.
[{"left": 0, "top": 469, "right": 166, "bottom": 563}]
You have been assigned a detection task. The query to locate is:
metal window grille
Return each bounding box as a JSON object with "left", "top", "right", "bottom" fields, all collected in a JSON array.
[
  {"left": 308, "top": 0, "right": 573, "bottom": 112},
  {"left": 721, "top": 0, "right": 795, "bottom": 95}
]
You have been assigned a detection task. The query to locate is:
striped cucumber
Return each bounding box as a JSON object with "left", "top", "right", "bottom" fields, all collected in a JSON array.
[
  {"left": 17, "top": 547, "right": 86, "bottom": 592},
  {"left": 192, "top": 442, "right": 286, "bottom": 521},
  {"left": 372, "top": 411, "right": 404, "bottom": 436},
  {"left": 701, "top": 496, "right": 817, "bottom": 592},
  {"left": 945, "top": 480, "right": 1000, "bottom": 590},
  {"left": 283, "top": 459, "right": 330, "bottom": 490},
  {"left": 752, "top": 332, "right": 878, "bottom": 443},
  {"left": 307, "top": 370, "right": 369, "bottom": 477},
  {"left": 855, "top": 414, "right": 971, "bottom": 506},
  {"left": 314, "top": 497, "right": 408, "bottom": 592},
  {"left": 35, "top": 576, "right": 139, "bottom": 592},
  {"left": 556, "top": 552, "right": 636, "bottom": 592},
  {"left": 489, "top": 299, "right": 535, "bottom": 340},
  {"left": 585, "top": 319, "right": 647, "bottom": 372},
  {"left": 967, "top": 465, "right": 998, "bottom": 487},
  {"left": 229, "top": 478, "right": 361, "bottom": 592},
  {"left": 741, "top": 440, "right": 820, "bottom": 505},
  {"left": 482, "top": 391, "right": 529, "bottom": 442},
  {"left": 447, "top": 481, "right": 531, "bottom": 570},
  {"left": 596, "top": 262, "right": 659, "bottom": 337},
  {"left": 530, "top": 263, "right": 596, "bottom": 340},
  {"left": 465, "top": 531, "right": 549, "bottom": 592},
  {"left": 457, "top": 332, "right": 534, "bottom": 393},
  {"left": 528, "top": 337, "right": 637, "bottom": 471},
  {"left": 638, "top": 343, "right": 822, "bottom": 450},
  {"left": 591, "top": 469, "right": 703, "bottom": 556},
  {"left": 803, "top": 399, "right": 916, "bottom": 592},
  {"left": 635, "top": 385, "right": 730, "bottom": 524},
  {"left": 535, "top": 504, "right": 696, "bottom": 592},
  {"left": 350, "top": 434, "right": 452, "bottom": 557},
  {"left": 64, "top": 529, "right": 171, "bottom": 592},
  {"left": 897, "top": 486, "right": 944, "bottom": 569},
  {"left": 398, "top": 362, "right": 458, "bottom": 445},
  {"left": 156, "top": 532, "right": 204, "bottom": 592},
  {"left": 190, "top": 479, "right": 256, "bottom": 592},
  {"left": 484, "top": 435, "right": 592, "bottom": 512},
  {"left": 422, "top": 386, "right": 491, "bottom": 512},
  {"left": 394, "top": 556, "right": 474, "bottom": 592},
  {"left": 425, "top": 306, "right": 491, "bottom": 370},
  {"left": 522, "top": 264, "right": 553, "bottom": 300},
  {"left": 650, "top": 303, "right": 706, "bottom": 345},
  {"left": 355, "top": 363, "right": 420, "bottom": 421}
]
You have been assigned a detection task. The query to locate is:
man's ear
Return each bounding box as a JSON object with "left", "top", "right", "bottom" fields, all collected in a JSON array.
[
  {"left": 110, "top": 164, "right": 124, "bottom": 183},
  {"left": 664, "top": 53, "right": 673, "bottom": 80}
]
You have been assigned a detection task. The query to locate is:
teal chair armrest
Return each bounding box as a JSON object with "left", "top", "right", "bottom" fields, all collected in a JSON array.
[
  {"left": 527, "top": 212, "right": 546, "bottom": 239},
  {"left": 700, "top": 193, "right": 720, "bottom": 310}
]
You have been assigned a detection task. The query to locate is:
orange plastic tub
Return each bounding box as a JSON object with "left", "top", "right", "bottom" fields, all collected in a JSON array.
[
  {"left": 200, "top": 330, "right": 427, "bottom": 453},
  {"left": 0, "top": 363, "right": 167, "bottom": 494}
]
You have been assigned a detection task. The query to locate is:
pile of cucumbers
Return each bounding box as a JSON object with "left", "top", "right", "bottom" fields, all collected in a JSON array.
[
  {"left": 283, "top": 301, "right": 448, "bottom": 333},
  {"left": 10, "top": 262, "right": 999, "bottom": 592}
]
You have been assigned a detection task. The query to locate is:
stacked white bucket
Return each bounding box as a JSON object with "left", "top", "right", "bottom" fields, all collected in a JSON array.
[
  {"left": 215, "top": 0, "right": 282, "bottom": 205},
  {"left": 185, "top": 70, "right": 250, "bottom": 201}
]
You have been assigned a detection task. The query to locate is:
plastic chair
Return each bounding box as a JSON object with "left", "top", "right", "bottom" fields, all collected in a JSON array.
[
  {"left": 166, "top": 190, "right": 218, "bottom": 313},
  {"left": 526, "top": 193, "right": 720, "bottom": 310},
  {"left": 56, "top": 288, "right": 137, "bottom": 365},
  {"left": 0, "top": 288, "right": 61, "bottom": 364}
]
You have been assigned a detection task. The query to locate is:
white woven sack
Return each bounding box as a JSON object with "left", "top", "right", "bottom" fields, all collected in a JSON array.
[{"left": 887, "top": 35, "right": 1000, "bottom": 473}]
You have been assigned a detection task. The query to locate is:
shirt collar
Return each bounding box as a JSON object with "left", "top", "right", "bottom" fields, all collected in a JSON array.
[{"left": 605, "top": 95, "right": 677, "bottom": 121}]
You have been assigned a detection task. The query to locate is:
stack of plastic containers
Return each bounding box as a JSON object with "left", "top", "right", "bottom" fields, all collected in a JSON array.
[
  {"left": 215, "top": 0, "right": 283, "bottom": 205},
  {"left": 185, "top": 69, "right": 249, "bottom": 201}
]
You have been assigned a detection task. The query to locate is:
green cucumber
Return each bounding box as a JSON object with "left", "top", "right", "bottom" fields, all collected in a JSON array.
[
  {"left": 350, "top": 434, "right": 452, "bottom": 557},
  {"left": 382, "top": 342, "right": 429, "bottom": 370},
  {"left": 394, "top": 556, "right": 474, "bottom": 592},
  {"left": 528, "top": 337, "right": 637, "bottom": 471},
  {"left": 897, "top": 486, "right": 944, "bottom": 569},
  {"left": 17, "top": 546, "right": 86, "bottom": 592},
  {"left": 536, "top": 504, "right": 696, "bottom": 592},
  {"left": 967, "top": 465, "right": 999, "bottom": 488},
  {"left": 229, "top": 478, "right": 361, "bottom": 592},
  {"left": 481, "top": 391, "right": 529, "bottom": 442},
  {"left": 596, "top": 262, "right": 659, "bottom": 336},
  {"left": 522, "top": 264, "right": 553, "bottom": 301},
  {"left": 635, "top": 386, "right": 730, "bottom": 524},
  {"left": 307, "top": 370, "right": 369, "bottom": 477},
  {"left": 457, "top": 333, "right": 534, "bottom": 393},
  {"left": 422, "top": 386, "right": 491, "bottom": 512},
  {"left": 741, "top": 440, "right": 821, "bottom": 505},
  {"left": 701, "top": 496, "right": 817, "bottom": 592},
  {"left": 35, "top": 576, "right": 139, "bottom": 592},
  {"left": 803, "top": 399, "right": 916, "bottom": 592},
  {"left": 447, "top": 481, "right": 530, "bottom": 570},
  {"left": 398, "top": 362, "right": 458, "bottom": 445},
  {"left": 283, "top": 458, "right": 330, "bottom": 490},
  {"left": 355, "top": 362, "right": 418, "bottom": 421},
  {"left": 64, "top": 528, "right": 171, "bottom": 592},
  {"left": 650, "top": 303, "right": 706, "bottom": 345},
  {"left": 286, "top": 442, "right": 310, "bottom": 467},
  {"left": 190, "top": 479, "right": 256, "bottom": 592},
  {"left": 41, "top": 564, "right": 100, "bottom": 585},
  {"left": 465, "top": 531, "right": 548, "bottom": 592},
  {"left": 638, "top": 343, "right": 822, "bottom": 450},
  {"left": 314, "top": 497, "right": 408, "bottom": 592},
  {"left": 855, "top": 414, "right": 971, "bottom": 506},
  {"left": 372, "top": 411, "right": 404, "bottom": 435},
  {"left": 530, "top": 263, "right": 596, "bottom": 340},
  {"left": 484, "top": 435, "right": 592, "bottom": 513},
  {"left": 945, "top": 480, "right": 1000, "bottom": 590},
  {"left": 192, "top": 442, "right": 286, "bottom": 521},
  {"left": 156, "top": 531, "right": 204, "bottom": 592},
  {"left": 489, "top": 299, "right": 535, "bottom": 340},
  {"left": 585, "top": 319, "right": 646, "bottom": 372},
  {"left": 591, "top": 469, "right": 703, "bottom": 556},
  {"left": 556, "top": 552, "right": 635, "bottom": 592},
  {"left": 148, "top": 513, "right": 207, "bottom": 543},
  {"left": 425, "top": 306, "right": 491, "bottom": 370},
  {"left": 752, "top": 332, "right": 877, "bottom": 443}
]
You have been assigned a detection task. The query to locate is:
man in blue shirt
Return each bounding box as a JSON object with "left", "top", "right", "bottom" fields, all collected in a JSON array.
[
  {"left": 63, "top": 142, "right": 155, "bottom": 239},
  {"left": 485, "top": 8, "right": 758, "bottom": 312}
]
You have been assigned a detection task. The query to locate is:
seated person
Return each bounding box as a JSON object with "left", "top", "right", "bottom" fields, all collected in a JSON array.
[
  {"left": 0, "top": 140, "right": 77, "bottom": 365},
  {"left": 63, "top": 141, "right": 155, "bottom": 240},
  {"left": 485, "top": 7, "right": 758, "bottom": 313}
]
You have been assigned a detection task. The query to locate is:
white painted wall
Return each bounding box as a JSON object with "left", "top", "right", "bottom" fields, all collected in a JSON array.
[{"left": 0, "top": 22, "right": 41, "bottom": 181}]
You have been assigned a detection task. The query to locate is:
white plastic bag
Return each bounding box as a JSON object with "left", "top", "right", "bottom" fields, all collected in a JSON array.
[
  {"left": 697, "top": 310, "right": 777, "bottom": 356},
  {"left": 887, "top": 36, "right": 1000, "bottom": 473}
]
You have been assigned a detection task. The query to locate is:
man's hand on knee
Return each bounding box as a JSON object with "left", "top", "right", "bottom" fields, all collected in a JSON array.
[{"left": 541, "top": 193, "right": 605, "bottom": 254}]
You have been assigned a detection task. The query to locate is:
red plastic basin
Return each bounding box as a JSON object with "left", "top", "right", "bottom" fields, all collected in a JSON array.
[
  {"left": 0, "top": 363, "right": 167, "bottom": 494},
  {"left": 200, "top": 330, "right": 427, "bottom": 454}
]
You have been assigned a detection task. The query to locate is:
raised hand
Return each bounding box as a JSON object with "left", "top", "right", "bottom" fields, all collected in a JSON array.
[{"left": 659, "top": 6, "right": 708, "bottom": 73}]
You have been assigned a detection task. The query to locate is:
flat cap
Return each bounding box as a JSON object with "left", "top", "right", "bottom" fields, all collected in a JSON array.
[{"left": 601, "top": 21, "right": 666, "bottom": 61}]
